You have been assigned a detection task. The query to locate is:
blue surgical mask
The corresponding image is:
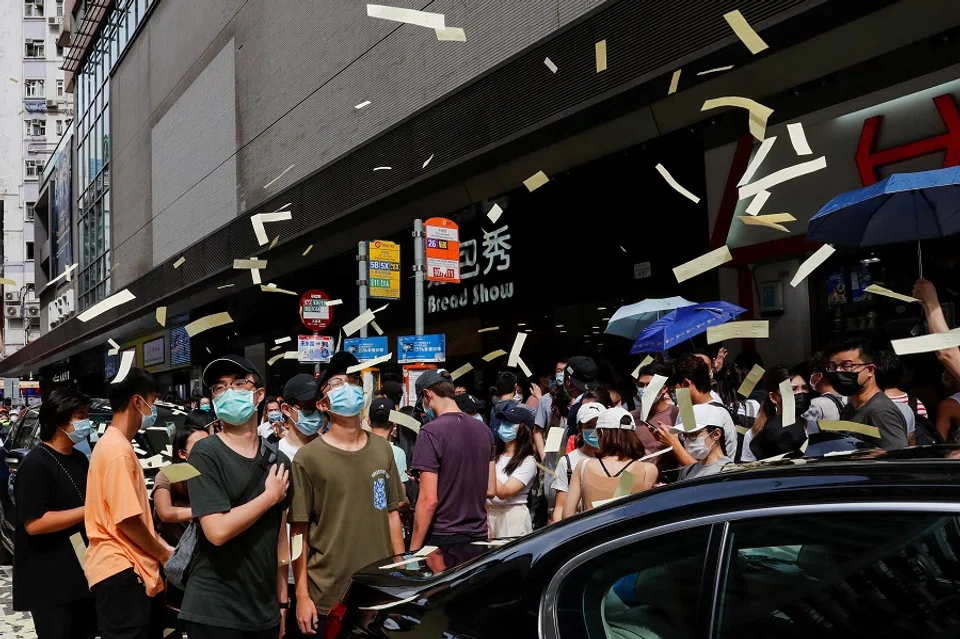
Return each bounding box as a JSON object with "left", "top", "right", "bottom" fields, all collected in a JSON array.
[
  {"left": 670, "top": 390, "right": 678, "bottom": 404},
  {"left": 61, "top": 419, "right": 92, "bottom": 444},
  {"left": 294, "top": 407, "right": 323, "bottom": 436},
  {"left": 636, "top": 386, "right": 645, "bottom": 400},
  {"left": 424, "top": 408, "right": 437, "bottom": 421},
  {"left": 555, "top": 372, "right": 564, "bottom": 386},
  {"left": 582, "top": 428, "right": 599, "bottom": 448},
  {"left": 267, "top": 410, "right": 282, "bottom": 423},
  {"left": 199, "top": 404, "right": 212, "bottom": 412},
  {"left": 497, "top": 422, "right": 519, "bottom": 443},
  {"left": 327, "top": 385, "right": 365, "bottom": 417},
  {"left": 473, "top": 413, "right": 484, "bottom": 423},
  {"left": 136, "top": 398, "right": 158, "bottom": 429},
  {"left": 214, "top": 389, "right": 258, "bottom": 425}
]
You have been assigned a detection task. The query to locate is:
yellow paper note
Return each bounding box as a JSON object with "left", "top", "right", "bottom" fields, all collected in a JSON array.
[
  {"left": 69, "top": 533, "right": 86, "bottom": 568},
  {"left": 891, "top": 329, "right": 960, "bottom": 356},
  {"left": 544, "top": 427, "right": 565, "bottom": 454},
  {"left": 77, "top": 289, "right": 136, "bottom": 322},
  {"left": 290, "top": 534, "right": 303, "bottom": 562},
  {"left": 389, "top": 410, "right": 421, "bottom": 434},
  {"left": 234, "top": 258, "right": 268, "bottom": 270},
  {"left": 592, "top": 495, "right": 629, "bottom": 508},
  {"left": 697, "top": 65, "right": 734, "bottom": 75},
  {"left": 544, "top": 57, "right": 558, "bottom": 73},
  {"left": 275, "top": 336, "right": 292, "bottom": 345},
  {"left": 737, "top": 364, "right": 765, "bottom": 398},
  {"left": 706, "top": 320, "right": 769, "bottom": 344},
  {"left": 284, "top": 351, "right": 300, "bottom": 359},
  {"left": 379, "top": 557, "right": 422, "bottom": 570},
  {"left": 435, "top": 26, "right": 465, "bottom": 41},
  {"left": 790, "top": 244, "right": 835, "bottom": 288},
  {"left": 367, "top": 4, "right": 445, "bottom": 29},
  {"left": 523, "top": 171, "right": 549, "bottom": 192},
  {"left": 260, "top": 285, "right": 297, "bottom": 296},
  {"left": 185, "top": 311, "right": 233, "bottom": 337},
  {"left": 450, "top": 363, "right": 473, "bottom": 380},
  {"left": 507, "top": 332, "right": 527, "bottom": 367},
  {"left": 107, "top": 338, "right": 120, "bottom": 356},
  {"left": 631, "top": 355, "right": 654, "bottom": 378},
  {"left": 0, "top": 277, "right": 15, "bottom": 286},
  {"left": 702, "top": 96, "right": 773, "bottom": 141},
  {"left": 640, "top": 448, "right": 673, "bottom": 462},
  {"left": 739, "top": 157, "right": 827, "bottom": 200},
  {"left": 262, "top": 165, "right": 295, "bottom": 190},
  {"left": 155, "top": 306, "right": 167, "bottom": 327},
  {"left": 268, "top": 353, "right": 285, "bottom": 366},
  {"left": 595, "top": 39, "right": 607, "bottom": 72},
  {"left": 612, "top": 470, "right": 635, "bottom": 498},
  {"left": 482, "top": 349, "right": 507, "bottom": 362},
  {"left": 112, "top": 351, "right": 135, "bottom": 384},
  {"left": 739, "top": 213, "right": 795, "bottom": 232},
  {"left": 738, "top": 136, "right": 777, "bottom": 187},
  {"left": 251, "top": 210, "right": 292, "bottom": 245},
  {"left": 487, "top": 204, "right": 503, "bottom": 224},
  {"left": 270, "top": 345, "right": 282, "bottom": 352},
  {"left": 422, "top": 154, "right": 434, "bottom": 168},
  {"left": 342, "top": 309, "right": 376, "bottom": 336},
  {"left": 370, "top": 320, "right": 384, "bottom": 335},
  {"left": 787, "top": 122, "right": 812, "bottom": 155},
  {"left": 668, "top": 69, "right": 681, "bottom": 95},
  {"left": 302, "top": 244, "right": 313, "bottom": 256},
  {"left": 173, "top": 256, "right": 186, "bottom": 269},
  {"left": 517, "top": 357, "right": 533, "bottom": 378},
  {"left": 164, "top": 629, "right": 175, "bottom": 638},
  {"left": 347, "top": 352, "right": 391, "bottom": 374},
  {"left": 414, "top": 545, "right": 438, "bottom": 557},
  {"left": 477, "top": 326, "right": 499, "bottom": 333},
  {"left": 724, "top": 9, "right": 769, "bottom": 54},
  {"left": 269, "top": 235, "right": 280, "bottom": 249},
  {"left": 161, "top": 463, "right": 201, "bottom": 483},
  {"left": 865, "top": 284, "right": 919, "bottom": 304},
  {"left": 641, "top": 374, "right": 668, "bottom": 421},
  {"left": 780, "top": 378, "right": 796, "bottom": 426},
  {"left": 676, "top": 387, "right": 697, "bottom": 432},
  {"left": 655, "top": 163, "right": 700, "bottom": 203},
  {"left": 744, "top": 190, "right": 771, "bottom": 216},
  {"left": 535, "top": 461, "right": 556, "bottom": 477},
  {"left": 818, "top": 420, "right": 881, "bottom": 440},
  {"left": 673, "top": 246, "right": 733, "bottom": 283}
]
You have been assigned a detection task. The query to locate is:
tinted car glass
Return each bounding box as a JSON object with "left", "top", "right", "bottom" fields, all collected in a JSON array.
[
  {"left": 10, "top": 410, "right": 39, "bottom": 449},
  {"left": 717, "top": 512, "right": 960, "bottom": 637},
  {"left": 556, "top": 525, "right": 711, "bottom": 639}
]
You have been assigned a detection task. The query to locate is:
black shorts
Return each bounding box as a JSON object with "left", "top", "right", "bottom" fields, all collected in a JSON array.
[{"left": 90, "top": 568, "right": 165, "bottom": 639}]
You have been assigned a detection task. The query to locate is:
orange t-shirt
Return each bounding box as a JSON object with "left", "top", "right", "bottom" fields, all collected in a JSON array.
[{"left": 84, "top": 427, "right": 163, "bottom": 596}]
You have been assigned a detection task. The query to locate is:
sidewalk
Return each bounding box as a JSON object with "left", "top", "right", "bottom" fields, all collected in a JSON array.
[{"left": 0, "top": 567, "right": 35, "bottom": 638}]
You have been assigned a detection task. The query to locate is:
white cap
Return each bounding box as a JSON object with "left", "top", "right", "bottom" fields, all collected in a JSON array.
[
  {"left": 596, "top": 406, "right": 636, "bottom": 430},
  {"left": 670, "top": 403, "right": 728, "bottom": 434},
  {"left": 577, "top": 402, "right": 606, "bottom": 425}
]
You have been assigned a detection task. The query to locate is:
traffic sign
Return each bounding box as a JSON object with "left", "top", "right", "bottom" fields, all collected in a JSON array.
[
  {"left": 424, "top": 218, "right": 460, "bottom": 283},
  {"left": 368, "top": 240, "right": 400, "bottom": 300},
  {"left": 299, "top": 289, "right": 333, "bottom": 332}
]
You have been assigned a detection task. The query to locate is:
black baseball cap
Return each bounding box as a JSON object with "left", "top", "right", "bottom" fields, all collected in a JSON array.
[
  {"left": 414, "top": 369, "right": 452, "bottom": 396},
  {"left": 565, "top": 356, "right": 599, "bottom": 393},
  {"left": 202, "top": 355, "right": 262, "bottom": 389},
  {"left": 318, "top": 351, "right": 361, "bottom": 388},
  {"left": 283, "top": 374, "right": 319, "bottom": 404},
  {"left": 495, "top": 403, "right": 536, "bottom": 427},
  {"left": 455, "top": 393, "right": 482, "bottom": 414},
  {"left": 370, "top": 397, "right": 395, "bottom": 425}
]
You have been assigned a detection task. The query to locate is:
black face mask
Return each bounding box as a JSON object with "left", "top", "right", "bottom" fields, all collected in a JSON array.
[
  {"left": 793, "top": 392, "right": 811, "bottom": 416},
  {"left": 827, "top": 371, "right": 863, "bottom": 396}
]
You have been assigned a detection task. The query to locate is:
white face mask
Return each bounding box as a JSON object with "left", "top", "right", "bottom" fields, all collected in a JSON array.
[
  {"left": 684, "top": 432, "right": 714, "bottom": 460},
  {"left": 512, "top": 391, "right": 523, "bottom": 403}
]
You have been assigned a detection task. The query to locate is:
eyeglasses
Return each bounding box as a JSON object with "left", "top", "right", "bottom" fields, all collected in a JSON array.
[
  {"left": 825, "top": 361, "right": 869, "bottom": 373},
  {"left": 211, "top": 379, "right": 257, "bottom": 397},
  {"left": 292, "top": 403, "right": 317, "bottom": 415},
  {"left": 323, "top": 376, "right": 361, "bottom": 392}
]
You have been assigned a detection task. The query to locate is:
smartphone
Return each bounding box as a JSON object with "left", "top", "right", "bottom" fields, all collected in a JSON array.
[{"left": 637, "top": 418, "right": 658, "bottom": 432}]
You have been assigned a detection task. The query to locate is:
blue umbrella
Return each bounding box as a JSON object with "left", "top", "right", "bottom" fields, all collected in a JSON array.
[
  {"left": 605, "top": 297, "right": 697, "bottom": 340},
  {"left": 630, "top": 301, "right": 747, "bottom": 354},
  {"left": 807, "top": 166, "right": 960, "bottom": 275}
]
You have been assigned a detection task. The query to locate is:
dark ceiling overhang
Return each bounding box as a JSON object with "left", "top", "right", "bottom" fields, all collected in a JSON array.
[{"left": 61, "top": 0, "right": 111, "bottom": 73}]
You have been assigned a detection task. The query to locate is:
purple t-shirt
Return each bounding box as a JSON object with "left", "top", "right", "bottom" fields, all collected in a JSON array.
[{"left": 411, "top": 411, "right": 495, "bottom": 537}]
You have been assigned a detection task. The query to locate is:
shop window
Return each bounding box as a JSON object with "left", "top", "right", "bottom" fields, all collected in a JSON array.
[
  {"left": 26, "top": 243, "right": 34, "bottom": 261},
  {"left": 24, "top": 160, "right": 40, "bottom": 180},
  {"left": 24, "top": 1, "right": 43, "bottom": 17},
  {"left": 24, "top": 79, "right": 44, "bottom": 98},
  {"left": 24, "top": 39, "right": 45, "bottom": 59}
]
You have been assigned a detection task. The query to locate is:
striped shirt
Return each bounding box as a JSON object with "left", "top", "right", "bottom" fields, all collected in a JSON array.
[{"left": 888, "top": 393, "right": 927, "bottom": 417}]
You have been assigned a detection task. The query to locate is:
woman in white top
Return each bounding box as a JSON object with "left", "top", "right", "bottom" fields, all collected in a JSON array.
[
  {"left": 487, "top": 404, "right": 538, "bottom": 538},
  {"left": 550, "top": 402, "right": 603, "bottom": 523}
]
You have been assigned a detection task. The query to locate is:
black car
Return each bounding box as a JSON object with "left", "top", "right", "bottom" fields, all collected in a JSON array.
[
  {"left": 333, "top": 447, "right": 960, "bottom": 639},
  {"left": 0, "top": 399, "right": 186, "bottom": 562}
]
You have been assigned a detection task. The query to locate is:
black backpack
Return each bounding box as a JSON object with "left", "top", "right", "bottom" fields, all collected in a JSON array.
[
  {"left": 909, "top": 395, "right": 942, "bottom": 446},
  {"left": 710, "top": 401, "right": 752, "bottom": 461}
]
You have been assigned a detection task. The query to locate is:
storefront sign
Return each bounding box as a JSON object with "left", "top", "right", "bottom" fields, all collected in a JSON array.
[
  {"left": 424, "top": 218, "right": 460, "bottom": 283},
  {"left": 427, "top": 222, "right": 514, "bottom": 314},
  {"left": 368, "top": 240, "right": 400, "bottom": 300},
  {"left": 23, "top": 99, "right": 46, "bottom": 113},
  {"left": 397, "top": 334, "right": 446, "bottom": 363},
  {"left": 298, "top": 335, "right": 333, "bottom": 363},
  {"left": 299, "top": 289, "right": 333, "bottom": 331},
  {"left": 343, "top": 337, "right": 389, "bottom": 361}
]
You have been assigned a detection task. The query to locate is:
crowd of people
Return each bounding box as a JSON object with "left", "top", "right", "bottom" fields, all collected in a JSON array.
[{"left": 8, "top": 278, "right": 960, "bottom": 638}]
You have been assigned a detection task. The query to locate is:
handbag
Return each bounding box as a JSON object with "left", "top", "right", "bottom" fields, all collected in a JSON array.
[{"left": 166, "top": 438, "right": 278, "bottom": 589}]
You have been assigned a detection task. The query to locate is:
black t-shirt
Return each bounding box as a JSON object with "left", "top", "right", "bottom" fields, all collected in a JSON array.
[
  {"left": 180, "top": 436, "right": 292, "bottom": 632},
  {"left": 13, "top": 444, "right": 91, "bottom": 611}
]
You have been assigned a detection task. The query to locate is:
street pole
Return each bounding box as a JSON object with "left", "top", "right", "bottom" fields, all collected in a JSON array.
[
  {"left": 357, "top": 241, "right": 368, "bottom": 339},
  {"left": 413, "top": 219, "right": 425, "bottom": 336}
]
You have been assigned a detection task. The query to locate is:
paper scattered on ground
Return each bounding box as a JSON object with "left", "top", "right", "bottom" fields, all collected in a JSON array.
[
  {"left": 706, "top": 320, "right": 769, "bottom": 344},
  {"left": 891, "top": 328, "right": 960, "bottom": 356},
  {"left": 234, "top": 258, "right": 268, "bottom": 270},
  {"left": 787, "top": 122, "right": 812, "bottom": 155},
  {"left": 186, "top": 311, "right": 233, "bottom": 337},
  {"left": 482, "top": 349, "right": 507, "bottom": 362},
  {"left": 251, "top": 211, "right": 292, "bottom": 246},
  {"left": 343, "top": 309, "right": 376, "bottom": 336},
  {"left": 390, "top": 410, "right": 421, "bottom": 433},
  {"left": 744, "top": 190, "right": 771, "bottom": 216},
  {"left": 290, "top": 534, "right": 303, "bottom": 562},
  {"left": 107, "top": 338, "right": 120, "bottom": 356},
  {"left": 487, "top": 204, "right": 503, "bottom": 224},
  {"left": 865, "top": 284, "right": 919, "bottom": 303},
  {"left": 156, "top": 306, "right": 167, "bottom": 327},
  {"left": 655, "top": 163, "right": 700, "bottom": 203},
  {"left": 478, "top": 326, "right": 499, "bottom": 333},
  {"left": 161, "top": 463, "right": 201, "bottom": 483},
  {"left": 367, "top": 4, "right": 445, "bottom": 29},
  {"left": 612, "top": 470, "right": 635, "bottom": 498},
  {"left": 818, "top": 420, "right": 881, "bottom": 440},
  {"left": 435, "top": 26, "right": 465, "bottom": 41},
  {"left": 737, "top": 364, "right": 765, "bottom": 397},
  {"left": 668, "top": 69, "right": 681, "bottom": 94},
  {"left": 641, "top": 374, "right": 668, "bottom": 421},
  {"left": 262, "top": 164, "right": 295, "bottom": 190},
  {"left": 790, "top": 244, "right": 835, "bottom": 287},
  {"left": 673, "top": 245, "right": 733, "bottom": 283},
  {"left": 739, "top": 212, "right": 795, "bottom": 232},
  {"left": 347, "top": 352, "right": 391, "bottom": 374},
  {"left": 112, "top": 351, "right": 136, "bottom": 384},
  {"left": 676, "top": 388, "right": 697, "bottom": 432},
  {"left": 631, "top": 355, "right": 654, "bottom": 378},
  {"left": 173, "top": 256, "right": 186, "bottom": 269},
  {"left": 78, "top": 289, "right": 136, "bottom": 322},
  {"left": 697, "top": 65, "right": 734, "bottom": 75},
  {"left": 702, "top": 96, "right": 773, "bottom": 141},
  {"left": 544, "top": 427, "right": 565, "bottom": 454},
  {"left": 780, "top": 379, "right": 796, "bottom": 426},
  {"left": 544, "top": 57, "right": 558, "bottom": 73},
  {"left": 450, "top": 363, "right": 473, "bottom": 380},
  {"left": 507, "top": 332, "right": 527, "bottom": 367},
  {"left": 724, "top": 9, "right": 769, "bottom": 54},
  {"left": 523, "top": 170, "right": 550, "bottom": 192},
  {"left": 739, "top": 156, "right": 827, "bottom": 200},
  {"left": 595, "top": 39, "right": 607, "bottom": 72},
  {"left": 738, "top": 136, "right": 777, "bottom": 186}
]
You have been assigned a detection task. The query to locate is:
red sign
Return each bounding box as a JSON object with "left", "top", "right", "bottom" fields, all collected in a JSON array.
[
  {"left": 424, "top": 217, "right": 460, "bottom": 283},
  {"left": 299, "top": 289, "right": 333, "bottom": 332}
]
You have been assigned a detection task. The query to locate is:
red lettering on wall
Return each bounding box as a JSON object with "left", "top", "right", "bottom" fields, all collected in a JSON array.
[{"left": 856, "top": 94, "right": 960, "bottom": 186}]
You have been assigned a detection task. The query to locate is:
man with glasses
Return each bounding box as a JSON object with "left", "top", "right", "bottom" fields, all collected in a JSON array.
[
  {"left": 180, "top": 355, "right": 292, "bottom": 639},
  {"left": 290, "top": 352, "right": 405, "bottom": 636},
  {"left": 825, "top": 339, "right": 908, "bottom": 450}
]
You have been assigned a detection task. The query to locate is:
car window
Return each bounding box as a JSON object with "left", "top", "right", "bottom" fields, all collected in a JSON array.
[
  {"left": 11, "top": 410, "right": 40, "bottom": 449},
  {"left": 716, "top": 511, "right": 960, "bottom": 637},
  {"left": 556, "top": 525, "right": 712, "bottom": 639}
]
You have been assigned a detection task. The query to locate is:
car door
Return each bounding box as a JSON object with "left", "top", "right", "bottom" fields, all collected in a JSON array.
[
  {"left": 1, "top": 409, "right": 40, "bottom": 541},
  {"left": 709, "top": 503, "right": 960, "bottom": 638}
]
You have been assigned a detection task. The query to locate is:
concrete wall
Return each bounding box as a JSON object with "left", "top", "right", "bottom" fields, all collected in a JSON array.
[{"left": 109, "top": 0, "right": 605, "bottom": 289}]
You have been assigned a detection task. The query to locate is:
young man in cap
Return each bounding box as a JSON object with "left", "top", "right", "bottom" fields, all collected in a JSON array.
[
  {"left": 180, "top": 356, "right": 292, "bottom": 638},
  {"left": 410, "top": 369, "right": 496, "bottom": 550},
  {"left": 562, "top": 356, "right": 600, "bottom": 441},
  {"left": 291, "top": 352, "right": 405, "bottom": 636}
]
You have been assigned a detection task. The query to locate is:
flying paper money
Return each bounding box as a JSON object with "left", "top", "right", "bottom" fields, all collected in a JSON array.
[
  {"left": 78, "top": 289, "right": 136, "bottom": 322},
  {"left": 737, "top": 364, "right": 765, "bottom": 398},
  {"left": 673, "top": 246, "right": 733, "bottom": 283},
  {"left": 724, "top": 9, "right": 769, "bottom": 54},
  {"left": 706, "top": 320, "right": 769, "bottom": 344}
]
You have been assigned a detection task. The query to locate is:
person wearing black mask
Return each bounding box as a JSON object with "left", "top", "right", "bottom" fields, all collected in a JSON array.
[{"left": 825, "top": 339, "right": 908, "bottom": 450}]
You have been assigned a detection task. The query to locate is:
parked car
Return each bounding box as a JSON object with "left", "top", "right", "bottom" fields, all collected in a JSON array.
[
  {"left": 332, "top": 446, "right": 960, "bottom": 639},
  {"left": 0, "top": 399, "right": 187, "bottom": 562}
]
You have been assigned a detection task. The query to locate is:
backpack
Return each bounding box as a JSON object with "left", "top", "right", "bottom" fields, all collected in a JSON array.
[
  {"left": 710, "top": 401, "right": 752, "bottom": 462},
  {"left": 908, "top": 395, "right": 942, "bottom": 446},
  {"left": 821, "top": 393, "right": 845, "bottom": 416},
  {"left": 166, "top": 438, "right": 278, "bottom": 589}
]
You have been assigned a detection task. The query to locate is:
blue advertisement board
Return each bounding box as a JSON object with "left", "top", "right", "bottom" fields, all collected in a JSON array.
[
  {"left": 397, "top": 334, "right": 446, "bottom": 363},
  {"left": 343, "top": 337, "right": 389, "bottom": 361}
]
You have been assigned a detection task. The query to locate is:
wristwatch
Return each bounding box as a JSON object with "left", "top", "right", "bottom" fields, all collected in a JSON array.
[{"left": 279, "top": 602, "right": 290, "bottom": 610}]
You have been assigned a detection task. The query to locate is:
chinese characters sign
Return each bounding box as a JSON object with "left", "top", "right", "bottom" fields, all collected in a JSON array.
[
  {"left": 397, "top": 334, "right": 446, "bottom": 363},
  {"left": 427, "top": 222, "right": 514, "bottom": 314},
  {"left": 425, "top": 218, "right": 460, "bottom": 283},
  {"left": 299, "top": 289, "right": 333, "bottom": 332},
  {"left": 368, "top": 240, "right": 400, "bottom": 300},
  {"left": 298, "top": 335, "right": 333, "bottom": 363}
]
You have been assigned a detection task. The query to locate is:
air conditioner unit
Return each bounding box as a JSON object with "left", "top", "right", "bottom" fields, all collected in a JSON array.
[
  {"left": 6, "top": 307, "right": 22, "bottom": 318},
  {"left": 46, "top": 99, "right": 59, "bottom": 109},
  {"left": 26, "top": 303, "right": 40, "bottom": 318},
  {"left": 47, "top": 16, "right": 60, "bottom": 25},
  {"left": 4, "top": 291, "right": 20, "bottom": 303}
]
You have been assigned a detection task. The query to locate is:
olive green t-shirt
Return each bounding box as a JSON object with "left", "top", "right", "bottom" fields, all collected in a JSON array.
[
  {"left": 290, "top": 432, "right": 403, "bottom": 614},
  {"left": 180, "top": 436, "right": 292, "bottom": 632}
]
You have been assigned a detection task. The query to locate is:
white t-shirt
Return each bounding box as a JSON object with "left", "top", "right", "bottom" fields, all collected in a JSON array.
[
  {"left": 489, "top": 454, "right": 537, "bottom": 506},
  {"left": 740, "top": 430, "right": 757, "bottom": 463},
  {"left": 553, "top": 448, "right": 588, "bottom": 494}
]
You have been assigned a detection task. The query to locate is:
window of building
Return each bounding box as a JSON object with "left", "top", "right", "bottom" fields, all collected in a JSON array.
[
  {"left": 56, "top": 80, "right": 64, "bottom": 97},
  {"left": 56, "top": 0, "right": 64, "bottom": 18},
  {"left": 24, "top": 119, "right": 45, "bottom": 137},
  {"left": 56, "top": 120, "right": 64, "bottom": 136},
  {"left": 24, "top": 39, "right": 45, "bottom": 59},
  {"left": 25, "top": 203, "right": 35, "bottom": 221},
  {"left": 26, "top": 243, "right": 34, "bottom": 261},
  {"left": 25, "top": 160, "right": 40, "bottom": 180},
  {"left": 24, "top": 1, "right": 43, "bottom": 17},
  {"left": 24, "top": 79, "right": 44, "bottom": 98},
  {"left": 56, "top": 44, "right": 64, "bottom": 58}
]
